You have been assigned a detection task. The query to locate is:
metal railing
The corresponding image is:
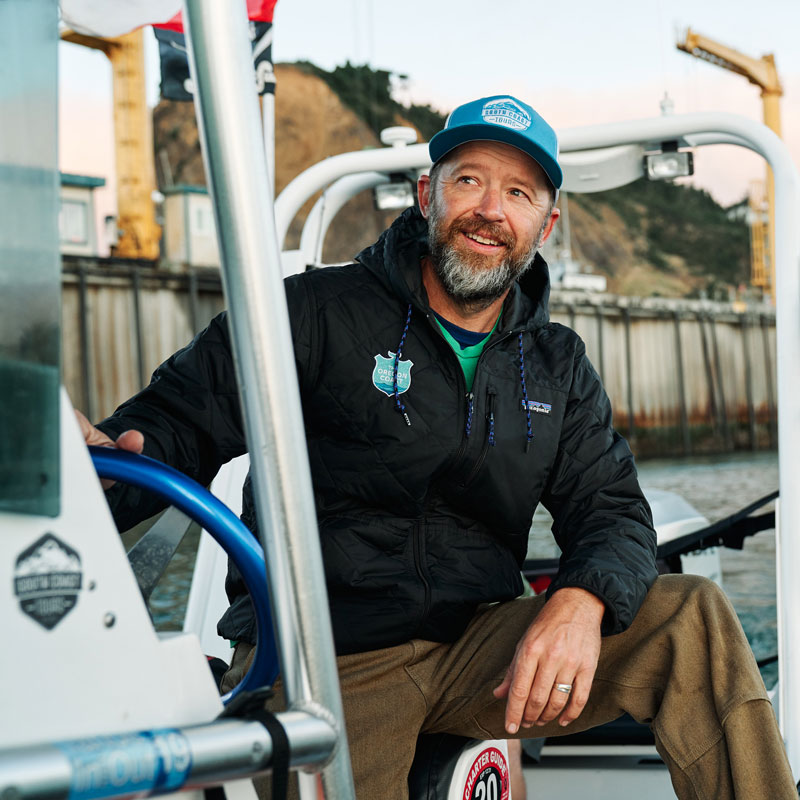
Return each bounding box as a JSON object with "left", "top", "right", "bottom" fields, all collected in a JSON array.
[
  {"left": 0, "top": 714, "right": 336, "bottom": 800},
  {"left": 182, "top": 0, "right": 356, "bottom": 796}
]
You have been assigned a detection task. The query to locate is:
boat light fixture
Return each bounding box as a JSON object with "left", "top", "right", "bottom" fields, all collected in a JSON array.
[
  {"left": 645, "top": 142, "right": 694, "bottom": 181},
  {"left": 374, "top": 176, "right": 416, "bottom": 211}
]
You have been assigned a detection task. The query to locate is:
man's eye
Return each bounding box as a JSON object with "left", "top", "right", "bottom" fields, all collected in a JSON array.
[
  {"left": 457, "top": 176, "right": 476, "bottom": 184},
  {"left": 509, "top": 188, "right": 528, "bottom": 198}
]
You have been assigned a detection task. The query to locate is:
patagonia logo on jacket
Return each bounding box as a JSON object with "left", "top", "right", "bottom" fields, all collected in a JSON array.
[{"left": 522, "top": 399, "right": 552, "bottom": 415}]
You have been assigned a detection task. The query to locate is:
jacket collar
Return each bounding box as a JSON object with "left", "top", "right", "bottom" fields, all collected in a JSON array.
[{"left": 355, "top": 206, "right": 551, "bottom": 333}]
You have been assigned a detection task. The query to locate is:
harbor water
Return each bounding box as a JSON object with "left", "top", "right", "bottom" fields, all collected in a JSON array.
[
  {"left": 639, "top": 451, "right": 779, "bottom": 689},
  {"left": 136, "top": 451, "right": 780, "bottom": 689}
]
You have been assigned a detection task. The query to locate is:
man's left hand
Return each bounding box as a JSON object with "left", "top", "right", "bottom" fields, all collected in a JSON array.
[{"left": 492, "top": 587, "right": 604, "bottom": 733}]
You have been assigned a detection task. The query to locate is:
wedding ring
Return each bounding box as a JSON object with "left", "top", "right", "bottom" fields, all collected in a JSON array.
[{"left": 554, "top": 682, "right": 573, "bottom": 694}]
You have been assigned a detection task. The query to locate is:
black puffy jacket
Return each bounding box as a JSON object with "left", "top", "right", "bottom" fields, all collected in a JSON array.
[{"left": 100, "top": 207, "right": 657, "bottom": 655}]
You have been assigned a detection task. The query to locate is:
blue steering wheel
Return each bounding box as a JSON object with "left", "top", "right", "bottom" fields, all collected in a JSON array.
[{"left": 90, "top": 446, "right": 279, "bottom": 704}]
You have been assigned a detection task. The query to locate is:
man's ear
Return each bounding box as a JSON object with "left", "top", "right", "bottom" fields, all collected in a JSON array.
[
  {"left": 418, "top": 174, "right": 431, "bottom": 219},
  {"left": 539, "top": 207, "right": 560, "bottom": 245}
]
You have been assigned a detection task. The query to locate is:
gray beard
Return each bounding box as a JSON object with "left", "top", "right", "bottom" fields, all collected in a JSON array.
[{"left": 427, "top": 194, "right": 543, "bottom": 312}]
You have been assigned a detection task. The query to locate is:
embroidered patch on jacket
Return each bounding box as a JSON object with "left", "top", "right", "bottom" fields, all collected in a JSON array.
[
  {"left": 372, "top": 352, "right": 413, "bottom": 397},
  {"left": 522, "top": 399, "right": 552, "bottom": 415}
]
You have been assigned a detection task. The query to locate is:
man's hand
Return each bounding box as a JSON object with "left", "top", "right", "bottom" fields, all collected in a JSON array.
[
  {"left": 74, "top": 409, "right": 144, "bottom": 489},
  {"left": 493, "top": 587, "right": 604, "bottom": 733}
]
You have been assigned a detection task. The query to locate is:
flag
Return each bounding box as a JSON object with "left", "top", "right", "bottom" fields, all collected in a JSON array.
[
  {"left": 60, "top": 1, "right": 182, "bottom": 38},
  {"left": 157, "top": 0, "right": 277, "bottom": 31},
  {"left": 61, "top": 1, "right": 279, "bottom": 101},
  {"left": 251, "top": 21, "right": 276, "bottom": 96},
  {"left": 154, "top": 19, "right": 275, "bottom": 101},
  {"left": 60, "top": 0, "right": 277, "bottom": 40},
  {"left": 153, "top": 28, "right": 193, "bottom": 101}
]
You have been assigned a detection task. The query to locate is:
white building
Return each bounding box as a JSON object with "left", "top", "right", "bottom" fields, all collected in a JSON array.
[
  {"left": 162, "top": 184, "right": 220, "bottom": 269},
  {"left": 59, "top": 173, "right": 105, "bottom": 257}
]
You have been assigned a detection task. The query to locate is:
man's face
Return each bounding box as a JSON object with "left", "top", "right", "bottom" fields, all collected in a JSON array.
[{"left": 420, "top": 141, "right": 558, "bottom": 309}]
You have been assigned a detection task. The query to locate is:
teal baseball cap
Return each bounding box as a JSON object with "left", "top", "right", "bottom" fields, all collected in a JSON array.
[{"left": 429, "top": 95, "right": 563, "bottom": 191}]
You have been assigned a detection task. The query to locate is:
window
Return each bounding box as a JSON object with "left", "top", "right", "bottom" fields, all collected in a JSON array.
[
  {"left": 194, "top": 201, "right": 214, "bottom": 235},
  {"left": 59, "top": 199, "right": 89, "bottom": 245}
]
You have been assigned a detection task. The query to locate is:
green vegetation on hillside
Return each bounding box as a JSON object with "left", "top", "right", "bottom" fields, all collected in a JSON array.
[
  {"left": 292, "top": 60, "right": 445, "bottom": 141},
  {"left": 574, "top": 179, "right": 750, "bottom": 295}
]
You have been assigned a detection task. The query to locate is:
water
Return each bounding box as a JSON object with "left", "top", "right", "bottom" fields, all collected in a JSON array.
[
  {"left": 639, "top": 451, "right": 779, "bottom": 689},
  {"left": 141, "top": 451, "right": 780, "bottom": 688},
  {"left": 529, "top": 450, "right": 780, "bottom": 688},
  {"left": 120, "top": 520, "right": 201, "bottom": 630}
]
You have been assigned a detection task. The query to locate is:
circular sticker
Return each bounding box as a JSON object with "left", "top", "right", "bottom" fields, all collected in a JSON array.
[{"left": 462, "top": 746, "right": 510, "bottom": 800}]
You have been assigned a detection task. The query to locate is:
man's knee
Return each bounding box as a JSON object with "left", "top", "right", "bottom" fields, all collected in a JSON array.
[
  {"left": 219, "top": 641, "right": 256, "bottom": 695},
  {"left": 645, "top": 573, "right": 729, "bottom": 615},
  {"left": 620, "top": 573, "right": 742, "bottom": 656}
]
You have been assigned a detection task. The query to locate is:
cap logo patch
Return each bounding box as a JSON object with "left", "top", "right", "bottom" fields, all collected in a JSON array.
[{"left": 481, "top": 98, "right": 531, "bottom": 131}]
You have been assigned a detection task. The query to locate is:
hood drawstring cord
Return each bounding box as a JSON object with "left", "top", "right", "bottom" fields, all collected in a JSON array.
[
  {"left": 518, "top": 333, "right": 533, "bottom": 452},
  {"left": 487, "top": 391, "right": 496, "bottom": 446},
  {"left": 393, "top": 304, "right": 413, "bottom": 426},
  {"left": 465, "top": 393, "right": 474, "bottom": 438}
]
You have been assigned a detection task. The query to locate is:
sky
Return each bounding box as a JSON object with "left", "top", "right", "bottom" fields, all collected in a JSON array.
[{"left": 59, "top": 0, "right": 800, "bottom": 251}]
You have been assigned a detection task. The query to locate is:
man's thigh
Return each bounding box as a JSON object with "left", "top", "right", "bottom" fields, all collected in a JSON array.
[
  {"left": 336, "top": 641, "right": 430, "bottom": 797},
  {"left": 225, "top": 640, "right": 430, "bottom": 800},
  {"left": 431, "top": 574, "right": 767, "bottom": 748},
  {"left": 414, "top": 595, "right": 547, "bottom": 736}
]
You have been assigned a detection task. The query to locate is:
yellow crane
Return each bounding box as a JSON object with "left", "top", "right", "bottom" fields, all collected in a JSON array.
[
  {"left": 677, "top": 28, "right": 783, "bottom": 302},
  {"left": 60, "top": 28, "right": 161, "bottom": 261}
]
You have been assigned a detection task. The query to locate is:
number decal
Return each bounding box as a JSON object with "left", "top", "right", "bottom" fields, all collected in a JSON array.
[{"left": 462, "top": 746, "right": 509, "bottom": 800}]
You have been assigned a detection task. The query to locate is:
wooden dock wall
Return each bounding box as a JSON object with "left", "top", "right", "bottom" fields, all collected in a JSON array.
[
  {"left": 551, "top": 298, "right": 776, "bottom": 455},
  {"left": 62, "top": 259, "right": 777, "bottom": 458},
  {"left": 62, "top": 261, "right": 225, "bottom": 423}
]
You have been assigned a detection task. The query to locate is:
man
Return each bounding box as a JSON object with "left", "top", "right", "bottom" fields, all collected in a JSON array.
[{"left": 79, "top": 95, "right": 796, "bottom": 798}]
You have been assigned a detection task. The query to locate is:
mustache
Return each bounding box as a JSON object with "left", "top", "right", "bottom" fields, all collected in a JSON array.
[{"left": 450, "top": 217, "right": 513, "bottom": 248}]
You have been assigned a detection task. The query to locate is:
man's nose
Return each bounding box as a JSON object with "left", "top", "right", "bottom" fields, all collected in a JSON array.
[{"left": 474, "top": 187, "right": 505, "bottom": 222}]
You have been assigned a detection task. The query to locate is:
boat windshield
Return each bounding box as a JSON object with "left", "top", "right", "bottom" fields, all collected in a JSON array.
[{"left": 0, "top": 0, "right": 60, "bottom": 517}]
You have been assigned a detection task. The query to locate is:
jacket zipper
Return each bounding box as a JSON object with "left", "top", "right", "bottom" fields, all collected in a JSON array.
[
  {"left": 425, "top": 313, "right": 470, "bottom": 465},
  {"left": 414, "top": 328, "right": 519, "bottom": 629},
  {"left": 412, "top": 522, "right": 432, "bottom": 630},
  {"left": 424, "top": 313, "right": 523, "bottom": 478},
  {"left": 461, "top": 389, "right": 496, "bottom": 487}
]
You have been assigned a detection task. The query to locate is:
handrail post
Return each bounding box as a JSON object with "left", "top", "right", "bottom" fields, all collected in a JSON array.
[{"left": 181, "top": 1, "right": 355, "bottom": 796}]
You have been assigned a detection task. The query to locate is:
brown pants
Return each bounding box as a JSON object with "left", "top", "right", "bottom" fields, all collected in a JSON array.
[{"left": 221, "top": 574, "right": 796, "bottom": 799}]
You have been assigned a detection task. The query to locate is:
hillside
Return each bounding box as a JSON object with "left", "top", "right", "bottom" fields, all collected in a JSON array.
[
  {"left": 568, "top": 179, "right": 749, "bottom": 297},
  {"left": 152, "top": 62, "right": 750, "bottom": 297}
]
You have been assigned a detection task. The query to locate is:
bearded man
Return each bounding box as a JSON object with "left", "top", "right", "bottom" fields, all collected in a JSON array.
[{"left": 82, "top": 95, "right": 795, "bottom": 799}]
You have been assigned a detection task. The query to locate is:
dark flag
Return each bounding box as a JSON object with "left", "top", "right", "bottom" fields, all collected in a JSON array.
[
  {"left": 154, "top": 28, "right": 193, "bottom": 101},
  {"left": 155, "top": 0, "right": 277, "bottom": 101},
  {"left": 251, "top": 21, "right": 275, "bottom": 96}
]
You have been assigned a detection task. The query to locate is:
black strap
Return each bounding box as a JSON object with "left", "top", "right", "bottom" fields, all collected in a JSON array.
[
  {"left": 248, "top": 708, "right": 290, "bottom": 800},
  {"left": 217, "top": 688, "right": 290, "bottom": 800},
  {"left": 204, "top": 787, "right": 226, "bottom": 800}
]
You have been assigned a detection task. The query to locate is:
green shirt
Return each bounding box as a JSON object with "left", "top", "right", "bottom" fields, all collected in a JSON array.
[{"left": 432, "top": 313, "right": 501, "bottom": 391}]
